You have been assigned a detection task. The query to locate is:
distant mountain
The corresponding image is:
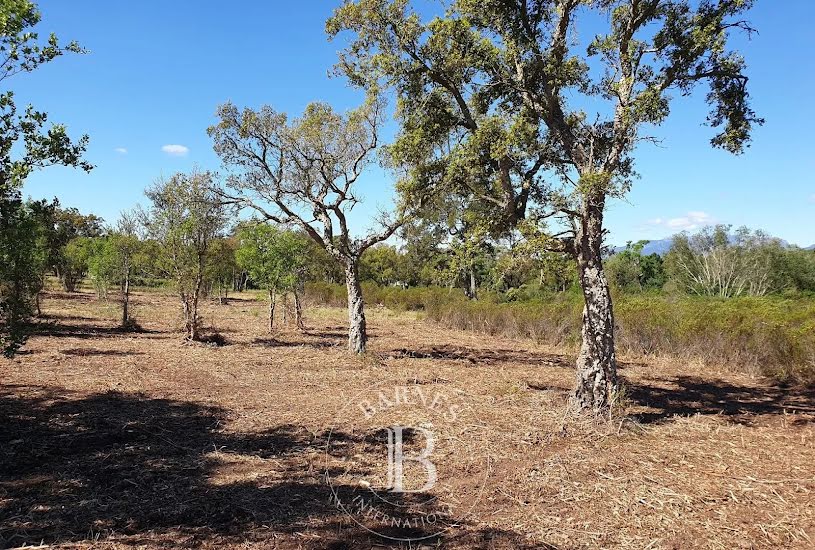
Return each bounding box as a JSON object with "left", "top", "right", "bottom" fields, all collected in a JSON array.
[
  {"left": 611, "top": 238, "right": 674, "bottom": 257},
  {"left": 807, "top": 244, "right": 815, "bottom": 251},
  {"left": 612, "top": 235, "right": 803, "bottom": 257}
]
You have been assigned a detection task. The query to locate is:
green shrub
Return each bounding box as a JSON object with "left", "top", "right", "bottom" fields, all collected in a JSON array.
[
  {"left": 615, "top": 296, "right": 815, "bottom": 385},
  {"left": 305, "top": 283, "right": 815, "bottom": 386},
  {"left": 305, "top": 282, "right": 463, "bottom": 311},
  {"left": 304, "top": 281, "right": 349, "bottom": 308}
]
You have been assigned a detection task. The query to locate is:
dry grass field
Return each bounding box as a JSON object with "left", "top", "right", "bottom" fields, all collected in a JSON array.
[{"left": 1, "top": 289, "right": 814, "bottom": 549}]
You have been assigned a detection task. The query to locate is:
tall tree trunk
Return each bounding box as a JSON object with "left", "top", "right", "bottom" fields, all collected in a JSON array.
[
  {"left": 293, "top": 283, "right": 305, "bottom": 331},
  {"left": 282, "top": 293, "right": 289, "bottom": 326},
  {"left": 63, "top": 269, "right": 76, "bottom": 293},
  {"left": 468, "top": 268, "right": 478, "bottom": 300},
  {"left": 268, "top": 287, "right": 276, "bottom": 333},
  {"left": 181, "top": 293, "right": 192, "bottom": 339},
  {"left": 187, "top": 263, "right": 204, "bottom": 341},
  {"left": 189, "top": 291, "right": 200, "bottom": 341},
  {"left": 345, "top": 260, "right": 367, "bottom": 354},
  {"left": 121, "top": 272, "right": 130, "bottom": 327},
  {"left": 35, "top": 272, "right": 45, "bottom": 316},
  {"left": 571, "top": 200, "right": 618, "bottom": 413}
]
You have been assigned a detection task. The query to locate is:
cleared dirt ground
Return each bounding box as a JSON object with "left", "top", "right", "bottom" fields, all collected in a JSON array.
[{"left": 1, "top": 289, "right": 814, "bottom": 549}]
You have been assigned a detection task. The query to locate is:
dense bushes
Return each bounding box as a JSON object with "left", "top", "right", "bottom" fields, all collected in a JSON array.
[
  {"left": 305, "top": 281, "right": 461, "bottom": 312},
  {"left": 305, "top": 282, "right": 815, "bottom": 385},
  {"left": 613, "top": 296, "right": 815, "bottom": 384}
]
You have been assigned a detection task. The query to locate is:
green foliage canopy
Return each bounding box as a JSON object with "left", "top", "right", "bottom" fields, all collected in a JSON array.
[
  {"left": 236, "top": 223, "right": 307, "bottom": 293},
  {"left": 327, "top": 0, "right": 762, "bottom": 240},
  {"left": 0, "top": 0, "right": 91, "bottom": 355}
]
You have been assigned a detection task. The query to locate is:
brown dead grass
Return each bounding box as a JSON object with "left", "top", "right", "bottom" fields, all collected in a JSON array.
[{"left": 0, "top": 289, "right": 813, "bottom": 549}]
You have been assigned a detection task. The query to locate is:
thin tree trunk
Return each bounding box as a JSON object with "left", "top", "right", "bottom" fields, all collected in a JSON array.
[
  {"left": 35, "top": 272, "right": 45, "bottom": 316},
  {"left": 571, "top": 200, "right": 619, "bottom": 413},
  {"left": 181, "top": 293, "right": 192, "bottom": 339},
  {"left": 345, "top": 260, "right": 367, "bottom": 354},
  {"left": 63, "top": 270, "right": 75, "bottom": 293},
  {"left": 188, "top": 261, "right": 204, "bottom": 341},
  {"left": 293, "top": 284, "right": 305, "bottom": 331},
  {"left": 121, "top": 273, "right": 130, "bottom": 327},
  {"left": 468, "top": 268, "right": 478, "bottom": 300},
  {"left": 189, "top": 291, "right": 200, "bottom": 341},
  {"left": 268, "top": 287, "right": 276, "bottom": 333},
  {"left": 282, "top": 293, "right": 289, "bottom": 326}
]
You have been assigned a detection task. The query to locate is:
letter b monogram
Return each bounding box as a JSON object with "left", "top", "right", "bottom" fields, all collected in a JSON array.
[{"left": 385, "top": 426, "right": 437, "bottom": 493}]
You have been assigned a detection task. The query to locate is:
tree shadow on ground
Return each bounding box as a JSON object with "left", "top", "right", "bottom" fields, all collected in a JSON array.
[
  {"left": 38, "top": 313, "right": 99, "bottom": 322},
  {"left": 59, "top": 348, "right": 144, "bottom": 357},
  {"left": 31, "top": 321, "right": 162, "bottom": 340},
  {"left": 216, "top": 294, "right": 260, "bottom": 303},
  {"left": 39, "top": 291, "right": 97, "bottom": 302},
  {"left": 628, "top": 375, "right": 815, "bottom": 425},
  {"left": 0, "top": 386, "right": 535, "bottom": 549},
  {"left": 383, "top": 344, "right": 572, "bottom": 369},
  {"left": 252, "top": 326, "right": 385, "bottom": 351},
  {"left": 305, "top": 328, "right": 353, "bottom": 339},
  {"left": 253, "top": 336, "right": 340, "bottom": 349}
]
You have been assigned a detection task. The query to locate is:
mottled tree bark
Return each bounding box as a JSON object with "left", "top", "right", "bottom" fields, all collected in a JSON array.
[
  {"left": 121, "top": 272, "right": 130, "bottom": 327},
  {"left": 345, "top": 260, "right": 367, "bottom": 354},
  {"left": 571, "top": 200, "right": 618, "bottom": 413},
  {"left": 181, "top": 297, "right": 194, "bottom": 340},
  {"left": 190, "top": 267, "right": 203, "bottom": 341},
  {"left": 293, "top": 282, "right": 305, "bottom": 331},
  {"left": 186, "top": 297, "right": 200, "bottom": 341},
  {"left": 268, "top": 287, "right": 276, "bottom": 333},
  {"left": 466, "top": 269, "right": 478, "bottom": 300}
]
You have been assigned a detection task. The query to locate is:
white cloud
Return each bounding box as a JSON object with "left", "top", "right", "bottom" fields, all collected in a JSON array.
[
  {"left": 161, "top": 144, "right": 189, "bottom": 157},
  {"left": 114, "top": 147, "right": 128, "bottom": 154},
  {"left": 647, "top": 211, "right": 714, "bottom": 232}
]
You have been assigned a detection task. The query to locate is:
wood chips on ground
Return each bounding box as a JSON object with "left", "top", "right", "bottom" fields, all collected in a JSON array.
[{"left": 1, "top": 290, "right": 813, "bottom": 549}]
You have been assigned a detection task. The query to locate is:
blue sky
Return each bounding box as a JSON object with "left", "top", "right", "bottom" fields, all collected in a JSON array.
[{"left": 14, "top": 1, "right": 815, "bottom": 247}]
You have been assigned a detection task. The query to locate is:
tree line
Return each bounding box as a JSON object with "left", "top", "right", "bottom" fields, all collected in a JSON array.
[
  {"left": 21, "top": 192, "right": 813, "bottom": 339},
  {"left": 8, "top": 183, "right": 320, "bottom": 342}
]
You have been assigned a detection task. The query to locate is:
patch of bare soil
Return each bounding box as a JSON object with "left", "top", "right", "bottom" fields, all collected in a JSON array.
[{"left": 1, "top": 289, "right": 813, "bottom": 549}]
